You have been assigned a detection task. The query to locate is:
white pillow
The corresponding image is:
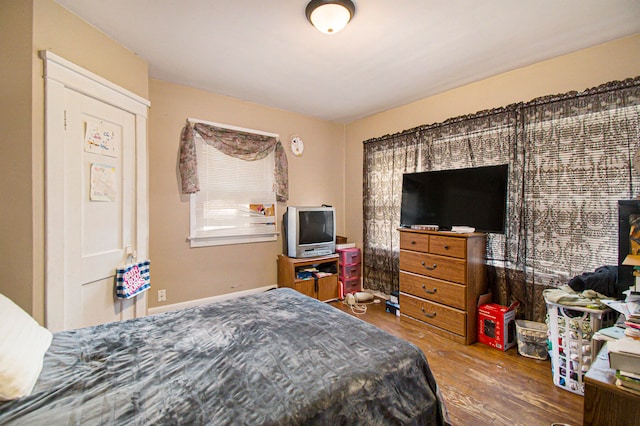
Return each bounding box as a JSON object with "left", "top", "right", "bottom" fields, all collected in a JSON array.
[{"left": 0, "top": 293, "right": 53, "bottom": 401}]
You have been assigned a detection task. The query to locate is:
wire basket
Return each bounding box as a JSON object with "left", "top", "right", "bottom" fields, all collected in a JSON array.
[{"left": 515, "top": 320, "right": 548, "bottom": 360}]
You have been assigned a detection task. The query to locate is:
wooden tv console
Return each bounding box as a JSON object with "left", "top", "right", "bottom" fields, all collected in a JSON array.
[
  {"left": 399, "top": 228, "right": 487, "bottom": 345},
  {"left": 277, "top": 254, "right": 339, "bottom": 302}
]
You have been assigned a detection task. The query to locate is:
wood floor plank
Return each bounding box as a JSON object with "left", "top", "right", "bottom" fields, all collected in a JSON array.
[{"left": 330, "top": 299, "right": 583, "bottom": 426}]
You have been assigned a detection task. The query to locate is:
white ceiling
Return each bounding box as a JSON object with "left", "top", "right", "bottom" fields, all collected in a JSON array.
[{"left": 56, "top": 0, "right": 640, "bottom": 123}]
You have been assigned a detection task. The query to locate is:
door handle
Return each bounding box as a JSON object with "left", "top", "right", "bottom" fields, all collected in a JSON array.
[
  {"left": 421, "top": 261, "right": 437, "bottom": 270},
  {"left": 422, "top": 285, "right": 437, "bottom": 294},
  {"left": 125, "top": 245, "right": 137, "bottom": 262},
  {"left": 421, "top": 307, "right": 436, "bottom": 318}
]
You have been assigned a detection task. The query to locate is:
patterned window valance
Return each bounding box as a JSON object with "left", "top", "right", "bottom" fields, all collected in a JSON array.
[{"left": 179, "top": 121, "right": 289, "bottom": 202}]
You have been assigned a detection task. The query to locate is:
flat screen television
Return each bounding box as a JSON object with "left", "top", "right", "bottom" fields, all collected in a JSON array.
[
  {"left": 400, "top": 164, "right": 509, "bottom": 233},
  {"left": 283, "top": 206, "right": 336, "bottom": 258}
]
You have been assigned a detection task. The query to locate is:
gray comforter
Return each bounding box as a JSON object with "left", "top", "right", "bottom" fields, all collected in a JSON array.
[{"left": 0, "top": 288, "right": 449, "bottom": 425}]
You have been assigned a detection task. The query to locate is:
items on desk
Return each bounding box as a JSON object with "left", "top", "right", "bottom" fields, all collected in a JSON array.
[
  {"left": 615, "top": 370, "right": 640, "bottom": 394},
  {"left": 608, "top": 335, "right": 640, "bottom": 394},
  {"left": 608, "top": 338, "right": 640, "bottom": 372}
]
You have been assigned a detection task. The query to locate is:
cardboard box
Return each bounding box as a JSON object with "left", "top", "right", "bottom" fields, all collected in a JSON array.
[{"left": 478, "top": 302, "right": 519, "bottom": 351}]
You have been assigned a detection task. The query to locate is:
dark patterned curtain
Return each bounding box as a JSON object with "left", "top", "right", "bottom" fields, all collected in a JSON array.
[
  {"left": 518, "top": 79, "right": 640, "bottom": 320},
  {"left": 362, "top": 77, "right": 640, "bottom": 321},
  {"left": 418, "top": 108, "right": 521, "bottom": 268},
  {"left": 363, "top": 132, "right": 419, "bottom": 294},
  {"left": 417, "top": 109, "right": 530, "bottom": 317}
]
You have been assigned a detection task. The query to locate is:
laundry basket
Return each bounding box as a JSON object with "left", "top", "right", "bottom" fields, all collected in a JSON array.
[{"left": 545, "top": 301, "right": 616, "bottom": 395}]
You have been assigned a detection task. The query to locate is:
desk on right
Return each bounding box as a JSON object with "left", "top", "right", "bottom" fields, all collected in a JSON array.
[{"left": 584, "top": 343, "right": 640, "bottom": 426}]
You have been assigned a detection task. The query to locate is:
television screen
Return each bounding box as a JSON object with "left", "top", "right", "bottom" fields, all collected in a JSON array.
[
  {"left": 400, "top": 164, "right": 508, "bottom": 233},
  {"left": 299, "top": 210, "right": 334, "bottom": 244}
]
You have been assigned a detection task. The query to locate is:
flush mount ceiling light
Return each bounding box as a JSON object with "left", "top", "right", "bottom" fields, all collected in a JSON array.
[{"left": 305, "top": 0, "right": 355, "bottom": 35}]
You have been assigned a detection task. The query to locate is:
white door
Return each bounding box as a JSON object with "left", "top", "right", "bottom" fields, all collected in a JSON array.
[
  {"left": 43, "top": 51, "right": 149, "bottom": 332},
  {"left": 65, "top": 91, "right": 137, "bottom": 328}
]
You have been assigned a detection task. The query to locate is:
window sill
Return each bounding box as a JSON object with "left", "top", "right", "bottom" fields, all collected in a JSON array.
[{"left": 188, "top": 232, "right": 279, "bottom": 248}]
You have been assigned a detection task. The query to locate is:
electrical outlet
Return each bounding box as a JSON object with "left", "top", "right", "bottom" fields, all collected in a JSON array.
[{"left": 157, "top": 289, "right": 167, "bottom": 302}]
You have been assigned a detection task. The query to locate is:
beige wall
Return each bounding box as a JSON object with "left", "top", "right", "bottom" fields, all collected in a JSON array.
[
  {"left": 0, "top": 0, "right": 148, "bottom": 322},
  {"left": 344, "top": 34, "right": 640, "bottom": 250},
  {"left": 148, "top": 80, "right": 344, "bottom": 308},
  {"left": 0, "top": 0, "right": 34, "bottom": 313},
  {"left": 32, "top": 0, "right": 148, "bottom": 100}
]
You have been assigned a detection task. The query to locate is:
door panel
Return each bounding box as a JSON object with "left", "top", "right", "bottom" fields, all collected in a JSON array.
[
  {"left": 81, "top": 277, "right": 122, "bottom": 328},
  {"left": 62, "top": 89, "right": 137, "bottom": 330}
]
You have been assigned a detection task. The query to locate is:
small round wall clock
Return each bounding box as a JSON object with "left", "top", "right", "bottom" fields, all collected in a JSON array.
[{"left": 290, "top": 136, "right": 304, "bottom": 157}]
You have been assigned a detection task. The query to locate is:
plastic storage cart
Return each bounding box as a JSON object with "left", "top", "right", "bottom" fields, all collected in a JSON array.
[
  {"left": 545, "top": 300, "right": 616, "bottom": 395},
  {"left": 336, "top": 247, "right": 361, "bottom": 296}
]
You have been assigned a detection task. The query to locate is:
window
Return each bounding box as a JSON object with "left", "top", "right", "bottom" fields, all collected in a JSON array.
[
  {"left": 521, "top": 104, "right": 640, "bottom": 284},
  {"left": 189, "top": 132, "right": 278, "bottom": 247}
]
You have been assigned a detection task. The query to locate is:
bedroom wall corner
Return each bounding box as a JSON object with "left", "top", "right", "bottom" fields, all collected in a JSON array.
[
  {"left": 0, "top": 0, "right": 150, "bottom": 324},
  {"left": 147, "top": 79, "right": 345, "bottom": 309},
  {"left": 31, "top": 0, "right": 149, "bottom": 324}
]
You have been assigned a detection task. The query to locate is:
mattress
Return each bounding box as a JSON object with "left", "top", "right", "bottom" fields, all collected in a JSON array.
[{"left": 0, "top": 288, "right": 449, "bottom": 425}]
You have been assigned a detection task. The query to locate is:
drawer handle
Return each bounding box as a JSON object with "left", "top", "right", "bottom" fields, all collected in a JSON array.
[
  {"left": 421, "top": 307, "right": 436, "bottom": 318},
  {"left": 421, "top": 261, "right": 437, "bottom": 270},
  {"left": 443, "top": 244, "right": 450, "bottom": 250},
  {"left": 411, "top": 240, "right": 416, "bottom": 245},
  {"left": 421, "top": 285, "right": 437, "bottom": 294}
]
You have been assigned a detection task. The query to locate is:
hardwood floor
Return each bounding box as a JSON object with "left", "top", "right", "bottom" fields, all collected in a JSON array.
[{"left": 330, "top": 298, "right": 583, "bottom": 426}]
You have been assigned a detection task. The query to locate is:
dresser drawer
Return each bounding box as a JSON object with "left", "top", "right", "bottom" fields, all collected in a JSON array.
[
  {"left": 399, "top": 250, "right": 466, "bottom": 284},
  {"left": 400, "top": 271, "right": 466, "bottom": 310},
  {"left": 401, "top": 293, "right": 466, "bottom": 336},
  {"left": 400, "top": 232, "right": 430, "bottom": 252},
  {"left": 429, "top": 235, "right": 466, "bottom": 258}
]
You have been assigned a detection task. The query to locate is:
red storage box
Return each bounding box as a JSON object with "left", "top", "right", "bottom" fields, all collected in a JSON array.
[
  {"left": 340, "top": 277, "right": 361, "bottom": 295},
  {"left": 478, "top": 302, "right": 519, "bottom": 351},
  {"left": 336, "top": 247, "right": 361, "bottom": 265},
  {"left": 340, "top": 263, "right": 361, "bottom": 280}
]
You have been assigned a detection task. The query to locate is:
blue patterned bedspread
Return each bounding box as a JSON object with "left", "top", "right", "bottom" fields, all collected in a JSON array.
[{"left": 0, "top": 288, "right": 449, "bottom": 425}]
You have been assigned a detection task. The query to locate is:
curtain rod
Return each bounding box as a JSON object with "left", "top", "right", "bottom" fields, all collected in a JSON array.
[
  {"left": 363, "top": 105, "right": 516, "bottom": 145},
  {"left": 521, "top": 77, "right": 640, "bottom": 109},
  {"left": 187, "top": 117, "right": 279, "bottom": 138},
  {"left": 362, "top": 76, "right": 640, "bottom": 146}
]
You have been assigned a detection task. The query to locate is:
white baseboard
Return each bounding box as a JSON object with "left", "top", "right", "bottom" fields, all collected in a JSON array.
[{"left": 147, "top": 285, "right": 277, "bottom": 316}]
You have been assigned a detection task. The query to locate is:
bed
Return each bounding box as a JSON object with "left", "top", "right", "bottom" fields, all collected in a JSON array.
[{"left": 0, "top": 288, "right": 450, "bottom": 425}]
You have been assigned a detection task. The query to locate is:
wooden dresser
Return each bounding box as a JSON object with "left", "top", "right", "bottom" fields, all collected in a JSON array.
[{"left": 399, "top": 229, "right": 487, "bottom": 345}]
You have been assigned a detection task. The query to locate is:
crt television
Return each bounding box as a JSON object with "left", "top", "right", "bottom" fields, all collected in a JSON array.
[
  {"left": 283, "top": 206, "right": 336, "bottom": 258},
  {"left": 400, "top": 164, "right": 509, "bottom": 233}
]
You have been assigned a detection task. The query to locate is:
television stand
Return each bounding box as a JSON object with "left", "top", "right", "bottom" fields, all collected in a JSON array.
[{"left": 277, "top": 254, "right": 339, "bottom": 302}]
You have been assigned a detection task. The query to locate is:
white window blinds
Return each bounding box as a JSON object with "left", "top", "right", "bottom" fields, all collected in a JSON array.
[{"left": 189, "top": 134, "right": 277, "bottom": 247}]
